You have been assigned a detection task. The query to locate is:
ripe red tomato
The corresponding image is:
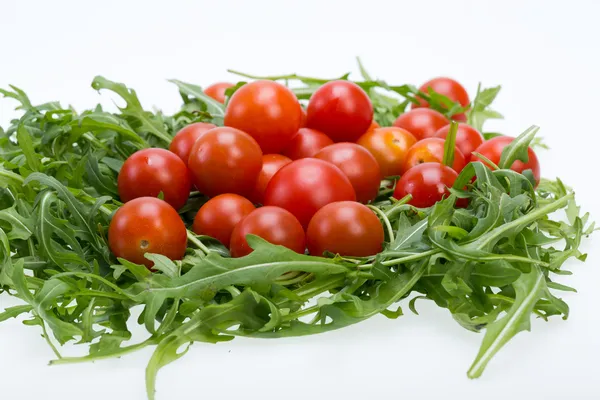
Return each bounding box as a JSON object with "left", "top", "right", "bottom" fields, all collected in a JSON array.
[
  {"left": 434, "top": 123, "right": 484, "bottom": 162},
  {"left": 108, "top": 197, "right": 187, "bottom": 267},
  {"left": 204, "top": 82, "right": 234, "bottom": 103},
  {"left": 229, "top": 206, "right": 306, "bottom": 257},
  {"left": 188, "top": 127, "right": 263, "bottom": 197},
  {"left": 394, "top": 163, "right": 458, "bottom": 208},
  {"left": 249, "top": 154, "right": 292, "bottom": 204},
  {"left": 472, "top": 136, "right": 541, "bottom": 185},
  {"left": 193, "top": 194, "right": 255, "bottom": 248},
  {"left": 224, "top": 80, "right": 302, "bottom": 153},
  {"left": 357, "top": 127, "right": 417, "bottom": 178},
  {"left": 281, "top": 128, "right": 334, "bottom": 160},
  {"left": 169, "top": 122, "right": 217, "bottom": 165},
  {"left": 314, "top": 143, "right": 381, "bottom": 204},
  {"left": 413, "top": 77, "right": 470, "bottom": 121},
  {"left": 300, "top": 108, "right": 307, "bottom": 128},
  {"left": 264, "top": 158, "right": 356, "bottom": 228},
  {"left": 403, "top": 138, "right": 467, "bottom": 174},
  {"left": 307, "top": 201, "right": 383, "bottom": 257},
  {"left": 306, "top": 81, "right": 373, "bottom": 142},
  {"left": 118, "top": 148, "right": 191, "bottom": 210},
  {"left": 393, "top": 108, "right": 449, "bottom": 140}
]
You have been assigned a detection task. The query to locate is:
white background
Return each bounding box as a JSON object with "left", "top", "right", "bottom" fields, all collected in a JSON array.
[{"left": 1, "top": 0, "right": 599, "bottom": 399}]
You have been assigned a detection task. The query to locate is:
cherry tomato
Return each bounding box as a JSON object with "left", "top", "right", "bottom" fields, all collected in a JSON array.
[
  {"left": 118, "top": 148, "right": 191, "bottom": 210},
  {"left": 300, "top": 108, "right": 307, "bottom": 128},
  {"left": 366, "top": 120, "right": 380, "bottom": 133},
  {"left": 306, "top": 80, "right": 373, "bottom": 142},
  {"left": 224, "top": 80, "right": 302, "bottom": 153},
  {"left": 264, "top": 158, "right": 356, "bottom": 228},
  {"left": 204, "top": 82, "right": 234, "bottom": 103},
  {"left": 403, "top": 138, "right": 466, "bottom": 174},
  {"left": 357, "top": 127, "right": 417, "bottom": 178},
  {"left": 249, "top": 154, "right": 292, "bottom": 204},
  {"left": 394, "top": 163, "right": 458, "bottom": 208},
  {"left": 434, "top": 123, "right": 484, "bottom": 162},
  {"left": 314, "top": 143, "right": 381, "bottom": 204},
  {"left": 193, "top": 194, "right": 255, "bottom": 248},
  {"left": 413, "top": 77, "right": 470, "bottom": 121},
  {"left": 281, "top": 128, "right": 334, "bottom": 160},
  {"left": 393, "top": 108, "right": 449, "bottom": 140},
  {"left": 108, "top": 197, "right": 187, "bottom": 268},
  {"left": 169, "top": 122, "right": 217, "bottom": 165},
  {"left": 472, "top": 136, "right": 541, "bottom": 185},
  {"left": 188, "top": 127, "right": 263, "bottom": 197},
  {"left": 229, "top": 206, "right": 306, "bottom": 257}
]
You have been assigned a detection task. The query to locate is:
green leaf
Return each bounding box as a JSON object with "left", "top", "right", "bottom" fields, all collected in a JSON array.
[
  {"left": 498, "top": 125, "right": 539, "bottom": 169},
  {"left": 0, "top": 85, "right": 34, "bottom": 110},
  {"left": 16, "top": 124, "right": 42, "bottom": 172},
  {"left": 168, "top": 79, "right": 226, "bottom": 117},
  {"left": 442, "top": 121, "right": 458, "bottom": 167},
  {"left": 0, "top": 304, "right": 33, "bottom": 322},
  {"left": 472, "top": 261, "right": 522, "bottom": 287}
]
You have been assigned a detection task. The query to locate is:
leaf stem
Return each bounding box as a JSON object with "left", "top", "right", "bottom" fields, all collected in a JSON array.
[
  {"left": 186, "top": 230, "right": 211, "bottom": 255},
  {"left": 368, "top": 205, "right": 395, "bottom": 243}
]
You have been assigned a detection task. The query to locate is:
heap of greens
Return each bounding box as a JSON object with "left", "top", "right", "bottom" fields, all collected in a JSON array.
[{"left": 0, "top": 61, "right": 593, "bottom": 400}]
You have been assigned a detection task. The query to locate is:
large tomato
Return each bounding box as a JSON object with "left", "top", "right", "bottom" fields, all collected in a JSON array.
[
  {"left": 204, "top": 82, "right": 234, "bottom": 103},
  {"left": 403, "top": 138, "right": 467, "bottom": 174},
  {"left": 306, "top": 80, "right": 373, "bottom": 142},
  {"left": 394, "top": 163, "right": 458, "bottom": 208},
  {"left": 188, "top": 127, "right": 263, "bottom": 197},
  {"left": 169, "top": 122, "right": 216, "bottom": 165},
  {"left": 108, "top": 197, "right": 187, "bottom": 268},
  {"left": 393, "top": 108, "right": 449, "bottom": 140},
  {"left": 224, "top": 80, "right": 302, "bottom": 153},
  {"left": 249, "top": 154, "right": 292, "bottom": 204},
  {"left": 118, "top": 148, "right": 191, "bottom": 210},
  {"left": 434, "top": 123, "right": 484, "bottom": 162},
  {"left": 357, "top": 127, "right": 417, "bottom": 178},
  {"left": 281, "top": 128, "right": 334, "bottom": 160},
  {"left": 264, "top": 158, "right": 356, "bottom": 228},
  {"left": 413, "top": 77, "right": 470, "bottom": 121}
]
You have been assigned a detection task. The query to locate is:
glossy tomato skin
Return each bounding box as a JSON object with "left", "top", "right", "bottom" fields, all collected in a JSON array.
[
  {"left": 403, "top": 138, "right": 467, "bottom": 174},
  {"left": 300, "top": 108, "right": 307, "bottom": 128},
  {"left": 118, "top": 148, "right": 191, "bottom": 210},
  {"left": 306, "top": 81, "right": 373, "bottom": 142},
  {"left": 394, "top": 163, "right": 458, "bottom": 208},
  {"left": 169, "top": 122, "right": 217, "bottom": 165},
  {"left": 434, "top": 123, "right": 484, "bottom": 162},
  {"left": 204, "top": 82, "right": 234, "bottom": 103},
  {"left": 264, "top": 158, "right": 356, "bottom": 228},
  {"left": 224, "top": 80, "right": 302, "bottom": 153},
  {"left": 229, "top": 206, "right": 306, "bottom": 257},
  {"left": 281, "top": 128, "right": 334, "bottom": 160},
  {"left": 413, "top": 77, "right": 470, "bottom": 120},
  {"left": 357, "top": 127, "right": 417, "bottom": 178},
  {"left": 188, "top": 127, "right": 263, "bottom": 197},
  {"left": 307, "top": 201, "right": 384, "bottom": 257},
  {"left": 314, "top": 143, "right": 381, "bottom": 204},
  {"left": 108, "top": 197, "right": 187, "bottom": 268},
  {"left": 393, "top": 108, "right": 449, "bottom": 140},
  {"left": 193, "top": 194, "right": 255, "bottom": 248},
  {"left": 249, "top": 154, "right": 292, "bottom": 204}
]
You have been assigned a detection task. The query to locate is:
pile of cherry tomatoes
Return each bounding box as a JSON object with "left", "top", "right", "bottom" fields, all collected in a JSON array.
[{"left": 108, "top": 77, "right": 541, "bottom": 268}]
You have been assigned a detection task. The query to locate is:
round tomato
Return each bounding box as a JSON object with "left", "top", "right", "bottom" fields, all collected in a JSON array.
[
  {"left": 300, "top": 108, "right": 307, "bottom": 128},
  {"left": 393, "top": 108, "right": 449, "bottom": 140},
  {"left": 413, "top": 77, "right": 470, "bottom": 120},
  {"left": 314, "top": 143, "right": 381, "bottom": 204},
  {"left": 357, "top": 127, "right": 417, "bottom": 178},
  {"left": 118, "top": 148, "right": 191, "bottom": 210},
  {"left": 306, "top": 80, "right": 373, "bottom": 142},
  {"left": 224, "top": 80, "right": 302, "bottom": 153},
  {"left": 394, "top": 163, "right": 458, "bottom": 208},
  {"left": 281, "top": 128, "right": 334, "bottom": 160},
  {"left": 249, "top": 154, "right": 292, "bottom": 204},
  {"left": 204, "top": 82, "right": 234, "bottom": 103},
  {"left": 403, "top": 138, "right": 466, "bottom": 174},
  {"left": 229, "top": 206, "right": 306, "bottom": 257},
  {"left": 169, "top": 122, "right": 216, "bottom": 165},
  {"left": 108, "top": 197, "right": 187, "bottom": 267},
  {"left": 264, "top": 158, "right": 356, "bottom": 228},
  {"left": 434, "top": 123, "right": 484, "bottom": 162},
  {"left": 366, "top": 120, "right": 380, "bottom": 133},
  {"left": 188, "top": 127, "right": 263, "bottom": 197},
  {"left": 307, "top": 201, "right": 383, "bottom": 257}
]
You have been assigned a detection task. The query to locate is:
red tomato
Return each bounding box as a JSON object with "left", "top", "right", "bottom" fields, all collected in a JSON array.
[
  {"left": 281, "top": 128, "right": 334, "bottom": 160},
  {"left": 264, "top": 158, "right": 356, "bottom": 228},
  {"left": 314, "top": 143, "right": 381, "bottom": 204},
  {"left": 357, "top": 127, "right": 417, "bottom": 178},
  {"left": 366, "top": 120, "right": 380, "bottom": 133},
  {"left": 393, "top": 108, "right": 449, "bottom": 140},
  {"left": 403, "top": 138, "right": 466, "bottom": 174},
  {"left": 224, "top": 80, "right": 302, "bottom": 153},
  {"left": 434, "top": 123, "right": 484, "bottom": 162},
  {"left": 300, "top": 108, "right": 307, "bottom": 128},
  {"left": 413, "top": 77, "right": 470, "bottom": 120},
  {"left": 193, "top": 194, "right": 255, "bottom": 248},
  {"left": 169, "top": 122, "right": 217, "bottom": 165},
  {"left": 118, "top": 148, "right": 191, "bottom": 210},
  {"left": 188, "top": 127, "right": 263, "bottom": 197},
  {"left": 306, "top": 81, "right": 373, "bottom": 142},
  {"left": 394, "top": 163, "right": 458, "bottom": 208},
  {"left": 108, "top": 197, "right": 187, "bottom": 268},
  {"left": 472, "top": 136, "right": 541, "bottom": 186},
  {"left": 229, "top": 206, "right": 306, "bottom": 257},
  {"left": 249, "top": 154, "right": 292, "bottom": 204},
  {"left": 307, "top": 201, "right": 383, "bottom": 257},
  {"left": 204, "top": 82, "right": 234, "bottom": 103}
]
